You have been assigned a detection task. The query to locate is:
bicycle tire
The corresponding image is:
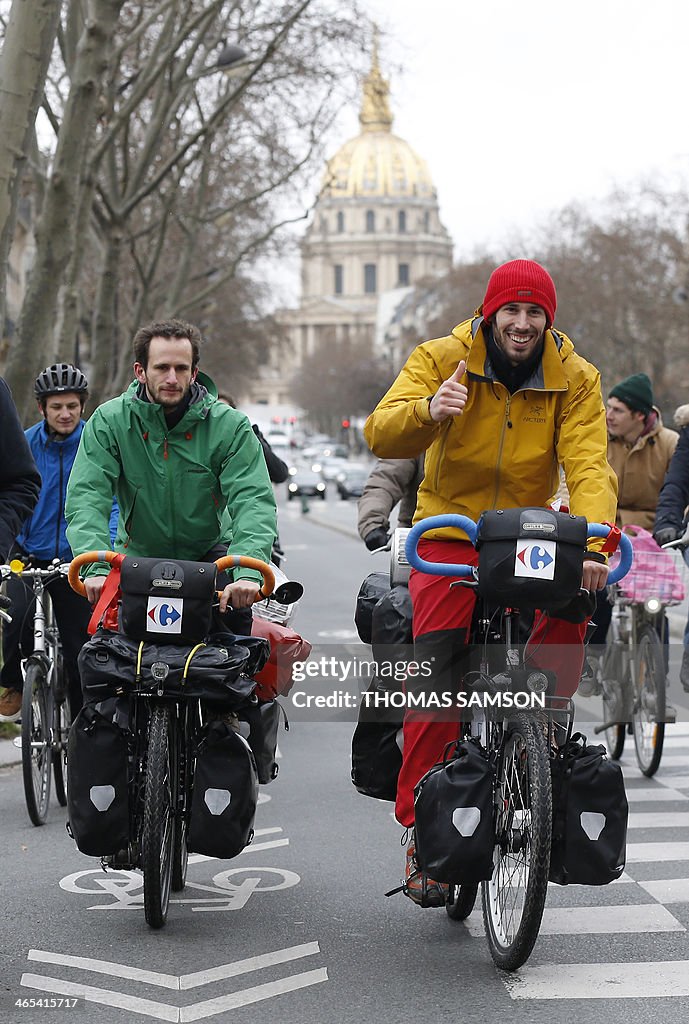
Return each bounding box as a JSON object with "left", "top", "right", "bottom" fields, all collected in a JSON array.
[
  {"left": 171, "top": 707, "right": 189, "bottom": 893},
  {"left": 52, "top": 697, "right": 69, "bottom": 807},
  {"left": 446, "top": 882, "right": 479, "bottom": 921},
  {"left": 632, "top": 625, "right": 665, "bottom": 777},
  {"left": 142, "top": 705, "right": 175, "bottom": 928},
  {"left": 604, "top": 723, "right": 625, "bottom": 761},
  {"left": 482, "top": 713, "right": 552, "bottom": 972},
  {"left": 21, "top": 662, "right": 52, "bottom": 826}
]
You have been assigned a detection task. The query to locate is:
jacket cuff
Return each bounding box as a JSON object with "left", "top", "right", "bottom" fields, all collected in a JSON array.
[{"left": 416, "top": 396, "right": 436, "bottom": 426}]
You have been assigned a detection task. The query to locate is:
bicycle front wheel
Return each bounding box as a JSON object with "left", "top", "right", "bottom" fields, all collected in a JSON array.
[
  {"left": 21, "top": 663, "right": 53, "bottom": 826},
  {"left": 482, "top": 713, "right": 552, "bottom": 972},
  {"left": 633, "top": 625, "right": 665, "bottom": 777},
  {"left": 142, "top": 705, "right": 175, "bottom": 928}
]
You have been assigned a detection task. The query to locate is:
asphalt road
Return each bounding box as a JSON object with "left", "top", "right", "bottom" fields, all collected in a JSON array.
[{"left": 2, "top": 489, "right": 689, "bottom": 1024}]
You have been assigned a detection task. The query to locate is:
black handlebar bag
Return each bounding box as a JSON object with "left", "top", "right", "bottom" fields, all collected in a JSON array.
[
  {"left": 476, "top": 508, "right": 588, "bottom": 611},
  {"left": 119, "top": 557, "right": 217, "bottom": 644}
]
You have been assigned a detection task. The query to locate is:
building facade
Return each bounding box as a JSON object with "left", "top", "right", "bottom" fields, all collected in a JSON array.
[{"left": 253, "top": 44, "right": 453, "bottom": 405}]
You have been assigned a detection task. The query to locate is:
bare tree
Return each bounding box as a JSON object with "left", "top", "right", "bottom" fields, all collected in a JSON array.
[
  {"left": 2, "top": 0, "right": 368, "bottom": 415},
  {"left": 0, "top": 0, "right": 61, "bottom": 333},
  {"left": 291, "top": 333, "right": 394, "bottom": 433}
]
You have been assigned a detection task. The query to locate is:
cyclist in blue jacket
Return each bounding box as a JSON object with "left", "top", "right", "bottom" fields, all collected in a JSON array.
[{"left": 0, "top": 365, "right": 117, "bottom": 721}]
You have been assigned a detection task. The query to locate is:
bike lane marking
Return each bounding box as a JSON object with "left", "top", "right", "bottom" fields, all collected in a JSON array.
[
  {"left": 59, "top": 865, "right": 301, "bottom": 912},
  {"left": 21, "top": 944, "right": 328, "bottom": 1021},
  {"left": 27, "top": 942, "right": 322, "bottom": 990},
  {"left": 20, "top": 969, "right": 329, "bottom": 1022},
  {"left": 503, "top": 960, "right": 689, "bottom": 1000}
]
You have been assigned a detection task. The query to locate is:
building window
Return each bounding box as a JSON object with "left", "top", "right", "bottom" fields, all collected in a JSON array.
[
  {"left": 398, "top": 210, "right": 406, "bottom": 233},
  {"left": 337, "top": 211, "right": 345, "bottom": 233},
  {"left": 365, "top": 210, "right": 375, "bottom": 233},
  {"left": 364, "top": 263, "right": 377, "bottom": 294},
  {"left": 334, "top": 264, "right": 343, "bottom": 294},
  {"left": 398, "top": 263, "right": 410, "bottom": 287},
  {"left": 423, "top": 211, "right": 430, "bottom": 232}
]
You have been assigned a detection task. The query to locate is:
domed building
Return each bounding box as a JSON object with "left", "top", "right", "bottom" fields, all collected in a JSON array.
[{"left": 254, "top": 44, "right": 453, "bottom": 405}]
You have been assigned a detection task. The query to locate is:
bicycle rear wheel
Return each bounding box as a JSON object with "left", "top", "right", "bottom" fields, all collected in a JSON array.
[
  {"left": 632, "top": 625, "right": 665, "bottom": 777},
  {"left": 446, "top": 882, "right": 479, "bottom": 921},
  {"left": 142, "top": 705, "right": 175, "bottom": 928},
  {"left": 482, "top": 713, "right": 552, "bottom": 972},
  {"left": 21, "top": 663, "right": 53, "bottom": 826}
]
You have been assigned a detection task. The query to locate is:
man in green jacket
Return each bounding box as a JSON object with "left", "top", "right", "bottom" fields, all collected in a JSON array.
[{"left": 65, "top": 318, "right": 277, "bottom": 633}]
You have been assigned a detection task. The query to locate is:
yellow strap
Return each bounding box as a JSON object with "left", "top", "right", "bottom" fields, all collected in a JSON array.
[
  {"left": 183, "top": 643, "right": 206, "bottom": 679},
  {"left": 136, "top": 642, "right": 144, "bottom": 679}
]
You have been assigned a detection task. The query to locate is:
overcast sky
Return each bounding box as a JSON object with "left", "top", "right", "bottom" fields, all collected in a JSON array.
[{"left": 326, "top": 0, "right": 689, "bottom": 260}]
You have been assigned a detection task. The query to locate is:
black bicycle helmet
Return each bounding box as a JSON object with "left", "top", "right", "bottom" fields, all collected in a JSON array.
[{"left": 34, "top": 363, "right": 89, "bottom": 398}]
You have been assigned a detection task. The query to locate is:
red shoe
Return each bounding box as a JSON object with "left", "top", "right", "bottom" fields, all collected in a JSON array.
[{"left": 404, "top": 837, "right": 449, "bottom": 908}]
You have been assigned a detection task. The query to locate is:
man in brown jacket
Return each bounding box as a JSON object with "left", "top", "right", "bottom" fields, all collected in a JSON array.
[
  {"left": 605, "top": 372, "right": 678, "bottom": 530},
  {"left": 582, "top": 372, "right": 678, "bottom": 696}
]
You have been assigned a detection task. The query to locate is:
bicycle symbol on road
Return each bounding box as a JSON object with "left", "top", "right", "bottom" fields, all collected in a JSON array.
[{"left": 60, "top": 864, "right": 301, "bottom": 912}]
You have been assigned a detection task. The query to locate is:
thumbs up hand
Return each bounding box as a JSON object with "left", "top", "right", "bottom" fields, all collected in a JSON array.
[{"left": 428, "top": 360, "right": 468, "bottom": 423}]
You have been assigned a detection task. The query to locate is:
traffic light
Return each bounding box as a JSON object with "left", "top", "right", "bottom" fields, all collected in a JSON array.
[{"left": 341, "top": 418, "right": 350, "bottom": 429}]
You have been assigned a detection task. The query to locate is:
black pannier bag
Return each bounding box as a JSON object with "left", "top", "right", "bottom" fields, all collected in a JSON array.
[
  {"left": 351, "top": 685, "right": 404, "bottom": 802},
  {"left": 413, "top": 738, "right": 495, "bottom": 884},
  {"left": 549, "top": 732, "right": 628, "bottom": 885},
  {"left": 78, "top": 630, "right": 259, "bottom": 708},
  {"left": 67, "top": 699, "right": 130, "bottom": 856},
  {"left": 188, "top": 722, "right": 259, "bottom": 858},
  {"left": 370, "top": 583, "right": 413, "bottom": 657},
  {"left": 241, "top": 699, "right": 288, "bottom": 784},
  {"left": 476, "top": 507, "right": 588, "bottom": 611},
  {"left": 119, "top": 557, "right": 217, "bottom": 644},
  {"left": 354, "top": 572, "right": 390, "bottom": 644}
]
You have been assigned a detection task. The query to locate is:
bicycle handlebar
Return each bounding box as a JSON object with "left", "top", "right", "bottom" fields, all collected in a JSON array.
[
  {"left": 404, "top": 515, "right": 633, "bottom": 586},
  {"left": 67, "top": 551, "right": 275, "bottom": 602}
]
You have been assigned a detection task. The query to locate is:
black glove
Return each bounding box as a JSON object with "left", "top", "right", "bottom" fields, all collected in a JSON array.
[
  {"left": 654, "top": 526, "right": 681, "bottom": 547},
  {"left": 364, "top": 527, "right": 390, "bottom": 551}
]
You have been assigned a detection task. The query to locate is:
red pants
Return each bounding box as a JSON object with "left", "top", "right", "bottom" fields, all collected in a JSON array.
[{"left": 396, "top": 539, "right": 588, "bottom": 827}]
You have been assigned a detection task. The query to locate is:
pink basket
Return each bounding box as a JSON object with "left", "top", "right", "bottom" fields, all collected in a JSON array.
[{"left": 611, "top": 525, "right": 686, "bottom": 605}]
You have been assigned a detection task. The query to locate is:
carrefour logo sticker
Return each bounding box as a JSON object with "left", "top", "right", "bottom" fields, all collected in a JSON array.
[
  {"left": 147, "top": 596, "right": 183, "bottom": 633},
  {"left": 514, "top": 540, "right": 556, "bottom": 580}
]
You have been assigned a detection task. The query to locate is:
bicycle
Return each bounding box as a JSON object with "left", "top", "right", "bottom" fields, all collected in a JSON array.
[
  {"left": 68, "top": 550, "right": 276, "bottom": 930},
  {"left": 0, "top": 559, "right": 72, "bottom": 826},
  {"left": 405, "top": 512, "right": 632, "bottom": 971},
  {"left": 594, "top": 529, "right": 686, "bottom": 776}
]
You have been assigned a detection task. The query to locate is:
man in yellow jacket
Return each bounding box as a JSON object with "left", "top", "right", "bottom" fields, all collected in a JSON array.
[{"left": 364, "top": 259, "right": 617, "bottom": 907}]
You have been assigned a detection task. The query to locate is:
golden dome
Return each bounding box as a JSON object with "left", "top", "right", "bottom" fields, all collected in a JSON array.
[{"left": 322, "top": 44, "right": 435, "bottom": 200}]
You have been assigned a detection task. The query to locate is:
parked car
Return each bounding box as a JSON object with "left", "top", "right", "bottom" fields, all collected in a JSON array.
[
  {"left": 335, "top": 464, "right": 370, "bottom": 499},
  {"left": 287, "top": 468, "right": 326, "bottom": 500}
]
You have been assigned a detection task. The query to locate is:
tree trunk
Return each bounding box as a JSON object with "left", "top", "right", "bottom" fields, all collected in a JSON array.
[
  {"left": 89, "top": 225, "right": 122, "bottom": 407},
  {"left": 0, "top": 0, "right": 61, "bottom": 335},
  {"left": 4, "top": 0, "right": 124, "bottom": 420},
  {"left": 56, "top": 171, "right": 98, "bottom": 363}
]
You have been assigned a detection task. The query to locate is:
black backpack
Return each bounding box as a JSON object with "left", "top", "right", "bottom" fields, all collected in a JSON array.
[
  {"left": 549, "top": 732, "right": 628, "bottom": 885},
  {"left": 67, "top": 699, "right": 130, "bottom": 856},
  {"left": 188, "top": 722, "right": 258, "bottom": 858},
  {"left": 413, "top": 738, "right": 495, "bottom": 884}
]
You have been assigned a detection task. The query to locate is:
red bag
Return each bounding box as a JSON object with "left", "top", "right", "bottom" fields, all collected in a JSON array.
[{"left": 251, "top": 617, "right": 312, "bottom": 700}]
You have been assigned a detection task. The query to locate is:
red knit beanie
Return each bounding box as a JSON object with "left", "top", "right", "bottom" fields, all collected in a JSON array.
[{"left": 482, "top": 259, "right": 557, "bottom": 327}]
